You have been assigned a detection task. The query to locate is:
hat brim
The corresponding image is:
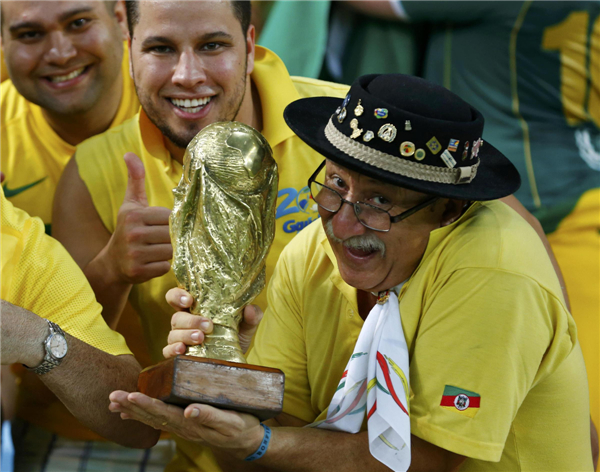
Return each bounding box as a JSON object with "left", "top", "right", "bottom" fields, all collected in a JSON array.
[{"left": 285, "top": 97, "right": 520, "bottom": 201}]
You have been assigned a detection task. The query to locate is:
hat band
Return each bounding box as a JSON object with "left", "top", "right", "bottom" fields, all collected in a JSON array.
[{"left": 324, "top": 118, "right": 479, "bottom": 185}]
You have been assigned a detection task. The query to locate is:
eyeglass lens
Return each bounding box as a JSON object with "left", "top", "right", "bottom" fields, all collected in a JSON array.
[{"left": 309, "top": 181, "right": 391, "bottom": 231}]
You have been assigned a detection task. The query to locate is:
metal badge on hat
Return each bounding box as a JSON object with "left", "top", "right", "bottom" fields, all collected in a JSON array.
[
  {"left": 350, "top": 119, "right": 363, "bottom": 139},
  {"left": 440, "top": 149, "right": 457, "bottom": 168},
  {"left": 374, "top": 108, "right": 389, "bottom": 119},
  {"left": 462, "top": 142, "right": 470, "bottom": 160},
  {"left": 338, "top": 107, "right": 347, "bottom": 123},
  {"left": 378, "top": 124, "right": 397, "bottom": 142},
  {"left": 448, "top": 138, "right": 460, "bottom": 152},
  {"left": 414, "top": 148, "right": 426, "bottom": 161},
  {"left": 426, "top": 137, "right": 442, "bottom": 155},
  {"left": 363, "top": 130, "right": 375, "bottom": 142},
  {"left": 471, "top": 138, "right": 482, "bottom": 160},
  {"left": 354, "top": 100, "right": 364, "bottom": 117},
  {"left": 400, "top": 141, "right": 415, "bottom": 157}
]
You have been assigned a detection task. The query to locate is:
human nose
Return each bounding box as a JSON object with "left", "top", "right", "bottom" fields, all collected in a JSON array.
[
  {"left": 331, "top": 200, "right": 367, "bottom": 240},
  {"left": 172, "top": 49, "right": 206, "bottom": 88},
  {"left": 44, "top": 31, "right": 76, "bottom": 65}
]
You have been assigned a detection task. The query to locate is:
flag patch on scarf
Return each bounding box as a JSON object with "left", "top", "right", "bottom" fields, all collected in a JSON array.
[{"left": 440, "top": 385, "right": 480, "bottom": 418}]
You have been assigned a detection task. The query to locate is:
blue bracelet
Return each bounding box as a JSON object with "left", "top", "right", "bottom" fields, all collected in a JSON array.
[{"left": 244, "top": 423, "right": 272, "bottom": 461}]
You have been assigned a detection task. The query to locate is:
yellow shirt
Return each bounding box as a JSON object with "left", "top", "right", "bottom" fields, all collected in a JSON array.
[
  {"left": 1, "top": 43, "right": 139, "bottom": 234},
  {"left": 75, "top": 46, "right": 348, "bottom": 471},
  {"left": 1, "top": 44, "right": 146, "bottom": 441},
  {"left": 1, "top": 189, "right": 131, "bottom": 357},
  {"left": 248, "top": 201, "right": 593, "bottom": 470}
]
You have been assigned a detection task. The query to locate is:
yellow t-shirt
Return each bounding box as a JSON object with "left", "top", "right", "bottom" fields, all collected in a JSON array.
[
  {"left": 248, "top": 201, "right": 593, "bottom": 470},
  {"left": 75, "top": 46, "right": 348, "bottom": 471},
  {"left": 1, "top": 44, "right": 147, "bottom": 441},
  {"left": 1, "top": 189, "right": 131, "bottom": 357},
  {"left": 1, "top": 43, "right": 139, "bottom": 234}
]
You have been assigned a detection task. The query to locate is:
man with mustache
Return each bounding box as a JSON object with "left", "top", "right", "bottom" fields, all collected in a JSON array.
[
  {"left": 53, "top": 1, "right": 348, "bottom": 470},
  {"left": 112, "top": 74, "right": 594, "bottom": 471}
]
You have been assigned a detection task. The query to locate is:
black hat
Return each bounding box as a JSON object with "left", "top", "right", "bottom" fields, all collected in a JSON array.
[{"left": 284, "top": 74, "right": 520, "bottom": 201}]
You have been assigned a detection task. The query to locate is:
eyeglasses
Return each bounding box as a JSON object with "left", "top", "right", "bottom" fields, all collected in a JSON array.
[{"left": 307, "top": 161, "right": 439, "bottom": 232}]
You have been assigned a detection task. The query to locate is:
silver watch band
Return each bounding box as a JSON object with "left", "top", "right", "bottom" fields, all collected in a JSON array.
[{"left": 25, "top": 319, "right": 66, "bottom": 375}]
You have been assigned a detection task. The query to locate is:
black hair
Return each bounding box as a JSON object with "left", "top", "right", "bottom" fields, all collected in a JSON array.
[{"left": 124, "top": 0, "right": 251, "bottom": 37}]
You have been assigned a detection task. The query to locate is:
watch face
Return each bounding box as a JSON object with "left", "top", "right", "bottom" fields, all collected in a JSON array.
[{"left": 48, "top": 334, "right": 68, "bottom": 359}]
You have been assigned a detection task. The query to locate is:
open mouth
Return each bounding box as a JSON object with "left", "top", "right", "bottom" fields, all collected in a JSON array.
[
  {"left": 345, "top": 246, "right": 379, "bottom": 258},
  {"left": 44, "top": 66, "right": 88, "bottom": 84},
  {"left": 169, "top": 97, "right": 211, "bottom": 114}
]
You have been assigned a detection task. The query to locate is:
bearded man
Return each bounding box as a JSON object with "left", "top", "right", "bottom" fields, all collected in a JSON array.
[{"left": 53, "top": 1, "right": 348, "bottom": 470}]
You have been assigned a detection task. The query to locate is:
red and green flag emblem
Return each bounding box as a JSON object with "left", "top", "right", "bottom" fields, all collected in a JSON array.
[{"left": 440, "top": 385, "right": 480, "bottom": 418}]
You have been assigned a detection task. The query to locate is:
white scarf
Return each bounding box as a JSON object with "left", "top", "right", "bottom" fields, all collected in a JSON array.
[{"left": 310, "top": 286, "right": 411, "bottom": 471}]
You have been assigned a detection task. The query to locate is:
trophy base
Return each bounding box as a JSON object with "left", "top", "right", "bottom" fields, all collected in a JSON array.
[{"left": 137, "top": 355, "right": 285, "bottom": 421}]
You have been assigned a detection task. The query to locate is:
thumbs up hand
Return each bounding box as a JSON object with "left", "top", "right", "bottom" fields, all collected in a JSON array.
[{"left": 105, "top": 153, "right": 173, "bottom": 285}]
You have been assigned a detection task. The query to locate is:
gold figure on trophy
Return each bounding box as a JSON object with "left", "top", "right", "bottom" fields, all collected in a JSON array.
[
  {"left": 138, "top": 122, "right": 284, "bottom": 419},
  {"left": 170, "top": 121, "right": 278, "bottom": 363}
]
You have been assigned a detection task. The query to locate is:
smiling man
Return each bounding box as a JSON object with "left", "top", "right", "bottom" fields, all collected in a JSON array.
[
  {"left": 112, "top": 75, "right": 594, "bottom": 471},
  {"left": 1, "top": 0, "right": 138, "bottom": 230},
  {"left": 52, "top": 1, "right": 347, "bottom": 470},
  {"left": 0, "top": 1, "right": 174, "bottom": 471}
]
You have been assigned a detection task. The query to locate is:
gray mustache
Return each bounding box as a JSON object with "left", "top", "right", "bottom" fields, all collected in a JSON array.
[{"left": 325, "top": 219, "right": 386, "bottom": 257}]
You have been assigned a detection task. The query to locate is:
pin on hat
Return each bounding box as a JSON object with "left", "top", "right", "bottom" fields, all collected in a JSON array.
[
  {"left": 405, "top": 120, "right": 412, "bottom": 131},
  {"left": 338, "top": 107, "right": 347, "bottom": 123},
  {"left": 283, "top": 73, "right": 521, "bottom": 201},
  {"left": 378, "top": 124, "right": 397, "bottom": 143},
  {"left": 448, "top": 138, "right": 460, "bottom": 152},
  {"left": 374, "top": 108, "right": 388, "bottom": 119},
  {"left": 462, "top": 142, "right": 470, "bottom": 160},
  {"left": 471, "top": 138, "right": 483, "bottom": 160},
  {"left": 354, "top": 99, "right": 364, "bottom": 117},
  {"left": 400, "top": 141, "right": 415, "bottom": 157},
  {"left": 350, "top": 119, "right": 363, "bottom": 139},
  {"left": 426, "top": 137, "right": 442, "bottom": 155}
]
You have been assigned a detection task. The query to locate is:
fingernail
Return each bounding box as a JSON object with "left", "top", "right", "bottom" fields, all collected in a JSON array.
[
  {"left": 180, "top": 296, "right": 190, "bottom": 306},
  {"left": 191, "top": 331, "right": 200, "bottom": 341},
  {"left": 190, "top": 408, "right": 200, "bottom": 418},
  {"left": 200, "top": 321, "right": 211, "bottom": 331}
]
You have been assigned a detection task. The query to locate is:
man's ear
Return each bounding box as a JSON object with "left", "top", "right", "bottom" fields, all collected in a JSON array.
[
  {"left": 114, "top": 0, "right": 128, "bottom": 40},
  {"left": 245, "top": 24, "right": 256, "bottom": 76},
  {"left": 440, "top": 199, "right": 468, "bottom": 227},
  {"left": 128, "top": 40, "right": 133, "bottom": 80}
]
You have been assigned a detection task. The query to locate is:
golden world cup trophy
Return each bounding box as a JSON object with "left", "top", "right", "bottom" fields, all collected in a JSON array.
[{"left": 138, "top": 122, "right": 284, "bottom": 420}]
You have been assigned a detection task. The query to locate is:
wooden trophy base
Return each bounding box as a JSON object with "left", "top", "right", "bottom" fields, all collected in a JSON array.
[{"left": 138, "top": 355, "right": 285, "bottom": 421}]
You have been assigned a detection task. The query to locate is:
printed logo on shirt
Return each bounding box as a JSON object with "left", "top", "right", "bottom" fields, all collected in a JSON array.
[
  {"left": 276, "top": 186, "right": 320, "bottom": 234},
  {"left": 440, "top": 385, "right": 480, "bottom": 418},
  {"left": 2, "top": 177, "right": 47, "bottom": 198}
]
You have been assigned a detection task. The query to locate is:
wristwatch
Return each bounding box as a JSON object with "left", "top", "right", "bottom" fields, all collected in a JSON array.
[{"left": 26, "top": 319, "right": 68, "bottom": 375}]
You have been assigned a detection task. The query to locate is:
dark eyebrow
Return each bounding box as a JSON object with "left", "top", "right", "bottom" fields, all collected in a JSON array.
[
  {"left": 141, "top": 36, "right": 175, "bottom": 49},
  {"left": 9, "top": 6, "right": 94, "bottom": 33},
  {"left": 200, "top": 31, "right": 234, "bottom": 42},
  {"left": 140, "top": 31, "right": 234, "bottom": 49}
]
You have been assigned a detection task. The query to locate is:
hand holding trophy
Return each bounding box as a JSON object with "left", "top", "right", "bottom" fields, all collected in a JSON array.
[{"left": 138, "top": 122, "right": 284, "bottom": 420}]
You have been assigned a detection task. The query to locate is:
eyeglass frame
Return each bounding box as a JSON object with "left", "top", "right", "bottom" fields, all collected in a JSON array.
[{"left": 307, "top": 160, "right": 439, "bottom": 233}]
